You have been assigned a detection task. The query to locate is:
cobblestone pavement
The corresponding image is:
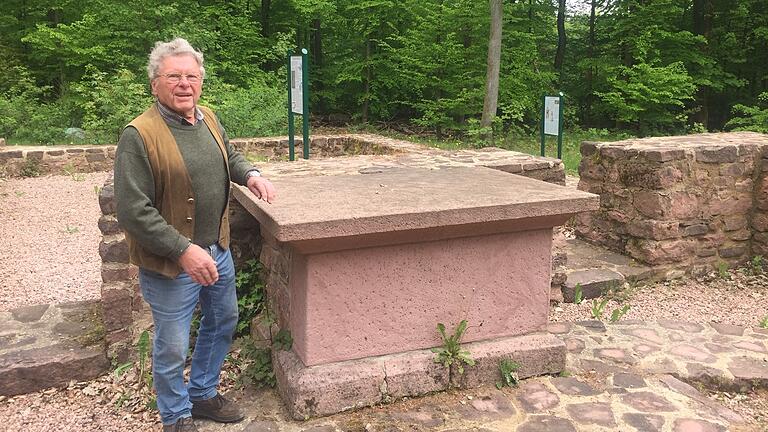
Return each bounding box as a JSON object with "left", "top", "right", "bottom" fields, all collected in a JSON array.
[{"left": 192, "top": 320, "right": 767, "bottom": 432}]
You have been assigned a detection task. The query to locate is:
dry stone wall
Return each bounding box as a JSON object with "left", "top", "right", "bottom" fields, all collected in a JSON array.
[
  {"left": 575, "top": 132, "right": 768, "bottom": 276},
  {"left": 97, "top": 176, "right": 150, "bottom": 362}
]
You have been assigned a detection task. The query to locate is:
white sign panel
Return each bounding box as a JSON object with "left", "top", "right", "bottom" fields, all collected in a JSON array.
[
  {"left": 290, "top": 56, "right": 303, "bottom": 114},
  {"left": 544, "top": 96, "right": 560, "bottom": 136}
]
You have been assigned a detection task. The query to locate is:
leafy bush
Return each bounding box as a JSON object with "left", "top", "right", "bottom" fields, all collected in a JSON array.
[
  {"left": 0, "top": 67, "right": 70, "bottom": 144},
  {"left": 202, "top": 76, "right": 286, "bottom": 138},
  {"left": 726, "top": 92, "right": 768, "bottom": 133},
  {"left": 70, "top": 67, "right": 152, "bottom": 144}
]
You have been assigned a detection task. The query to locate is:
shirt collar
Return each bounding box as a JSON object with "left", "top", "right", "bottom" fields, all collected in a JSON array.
[{"left": 156, "top": 101, "right": 204, "bottom": 126}]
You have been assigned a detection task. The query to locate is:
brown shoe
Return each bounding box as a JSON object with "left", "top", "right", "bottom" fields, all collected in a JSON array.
[
  {"left": 162, "top": 417, "right": 198, "bottom": 432},
  {"left": 191, "top": 393, "right": 245, "bottom": 423}
]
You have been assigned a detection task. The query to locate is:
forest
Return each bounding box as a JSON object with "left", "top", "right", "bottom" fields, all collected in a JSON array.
[{"left": 0, "top": 0, "right": 767, "bottom": 147}]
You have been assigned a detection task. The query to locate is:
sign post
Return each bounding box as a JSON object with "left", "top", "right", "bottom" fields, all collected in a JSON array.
[
  {"left": 540, "top": 92, "right": 564, "bottom": 159},
  {"left": 288, "top": 48, "right": 310, "bottom": 160}
]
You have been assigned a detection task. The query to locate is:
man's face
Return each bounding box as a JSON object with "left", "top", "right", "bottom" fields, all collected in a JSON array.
[{"left": 151, "top": 54, "right": 203, "bottom": 119}]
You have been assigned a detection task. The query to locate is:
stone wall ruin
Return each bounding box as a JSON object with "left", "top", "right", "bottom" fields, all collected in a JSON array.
[{"left": 574, "top": 132, "right": 768, "bottom": 277}]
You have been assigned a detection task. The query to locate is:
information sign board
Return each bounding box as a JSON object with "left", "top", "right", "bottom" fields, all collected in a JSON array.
[
  {"left": 543, "top": 96, "right": 560, "bottom": 136},
  {"left": 291, "top": 55, "right": 303, "bottom": 114}
]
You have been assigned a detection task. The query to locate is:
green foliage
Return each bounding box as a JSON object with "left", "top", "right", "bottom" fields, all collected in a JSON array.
[
  {"left": 234, "top": 259, "right": 265, "bottom": 337},
  {"left": 137, "top": 330, "right": 152, "bottom": 389},
  {"left": 1, "top": 0, "right": 768, "bottom": 140},
  {"left": 751, "top": 256, "right": 765, "bottom": 275},
  {"left": 760, "top": 315, "right": 768, "bottom": 329},
  {"left": 236, "top": 330, "right": 292, "bottom": 389},
  {"left": 590, "top": 298, "right": 609, "bottom": 320},
  {"left": 609, "top": 304, "right": 631, "bottom": 323},
  {"left": 574, "top": 283, "right": 583, "bottom": 305},
  {"left": 726, "top": 92, "right": 768, "bottom": 133},
  {"left": 202, "top": 78, "right": 286, "bottom": 138},
  {"left": 717, "top": 261, "right": 731, "bottom": 280},
  {"left": 19, "top": 158, "right": 40, "bottom": 178},
  {"left": 596, "top": 62, "right": 696, "bottom": 134},
  {"left": 239, "top": 337, "right": 276, "bottom": 388},
  {"left": 70, "top": 67, "right": 152, "bottom": 143},
  {"left": 431, "top": 320, "right": 475, "bottom": 375},
  {"left": 272, "top": 329, "right": 293, "bottom": 352},
  {"left": 495, "top": 358, "right": 521, "bottom": 389}
]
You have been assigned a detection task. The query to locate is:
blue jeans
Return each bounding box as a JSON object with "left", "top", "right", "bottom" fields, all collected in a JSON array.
[{"left": 139, "top": 244, "right": 238, "bottom": 425}]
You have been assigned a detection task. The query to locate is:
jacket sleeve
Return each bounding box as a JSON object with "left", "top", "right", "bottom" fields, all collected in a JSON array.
[{"left": 114, "top": 126, "right": 191, "bottom": 261}]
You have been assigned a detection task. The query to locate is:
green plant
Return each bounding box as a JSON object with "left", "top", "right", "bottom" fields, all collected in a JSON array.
[
  {"left": 62, "top": 163, "right": 86, "bottom": 181},
  {"left": 238, "top": 336, "right": 276, "bottom": 388},
  {"left": 272, "top": 329, "right": 293, "bottom": 351},
  {"left": 20, "top": 158, "right": 40, "bottom": 177},
  {"left": 14, "top": 191, "right": 25, "bottom": 197},
  {"left": 558, "top": 370, "right": 572, "bottom": 378},
  {"left": 432, "top": 320, "right": 475, "bottom": 375},
  {"left": 111, "top": 330, "right": 155, "bottom": 410},
  {"left": 137, "top": 330, "right": 152, "bottom": 389},
  {"left": 751, "top": 256, "right": 764, "bottom": 275},
  {"left": 609, "top": 304, "right": 631, "bottom": 323},
  {"left": 63, "top": 225, "right": 80, "bottom": 234},
  {"left": 717, "top": 261, "right": 730, "bottom": 280},
  {"left": 93, "top": 185, "right": 101, "bottom": 196},
  {"left": 495, "top": 358, "right": 521, "bottom": 389},
  {"left": 591, "top": 298, "right": 609, "bottom": 320},
  {"left": 235, "top": 259, "right": 266, "bottom": 337},
  {"left": 573, "top": 283, "right": 583, "bottom": 304},
  {"left": 760, "top": 315, "right": 768, "bottom": 329}
]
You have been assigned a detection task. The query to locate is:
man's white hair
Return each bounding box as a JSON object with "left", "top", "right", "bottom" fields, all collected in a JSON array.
[{"left": 147, "top": 38, "right": 206, "bottom": 81}]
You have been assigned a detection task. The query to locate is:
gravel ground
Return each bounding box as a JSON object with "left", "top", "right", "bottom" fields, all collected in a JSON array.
[
  {"left": 0, "top": 172, "right": 767, "bottom": 431},
  {"left": 0, "top": 172, "right": 108, "bottom": 311}
]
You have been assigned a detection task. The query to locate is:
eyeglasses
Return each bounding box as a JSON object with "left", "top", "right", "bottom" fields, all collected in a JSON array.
[{"left": 159, "top": 73, "right": 202, "bottom": 84}]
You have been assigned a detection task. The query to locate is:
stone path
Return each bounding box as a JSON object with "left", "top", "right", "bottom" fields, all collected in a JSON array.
[{"left": 192, "top": 320, "right": 767, "bottom": 432}]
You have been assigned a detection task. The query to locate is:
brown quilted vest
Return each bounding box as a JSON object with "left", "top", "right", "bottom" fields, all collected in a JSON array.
[{"left": 126, "top": 104, "right": 231, "bottom": 278}]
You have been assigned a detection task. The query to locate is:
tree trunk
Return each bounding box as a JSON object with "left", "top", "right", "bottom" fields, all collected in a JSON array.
[
  {"left": 481, "top": 0, "right": 503, "bottom": 135},
  {"left": 261, "top": 0, "right": 270, "bottom": 37},
  {"left": 584, "top": 0, "right": 597, "bottom": 125},
  {"left": 692, "top": 0, "right": 712, "bottom": 129},
  {"left": 554, "top": 0, "right": 566, "bottom": 72},
  {"left": 362, "top": 38, "right": 371, "bottom": 123},
  {"left": 311, "top": 18, "right": 322, "bottom": 67}
]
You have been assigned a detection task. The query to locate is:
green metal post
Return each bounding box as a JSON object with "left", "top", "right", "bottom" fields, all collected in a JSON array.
[
  {"left": 557, "top": 92, "right": 564, "bottom": 160},
  {"left": 540, "top": 95, "right": 546, "bottom": 157},
  {"left": 287, "top": 50, "right": 295, "bottom": 161},
  {"left": 301, "top": 48, "right": 310, "bottom": 159}
]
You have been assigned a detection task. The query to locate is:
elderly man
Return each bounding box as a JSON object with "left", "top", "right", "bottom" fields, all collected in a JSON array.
[{"left": 114, "top": 38, "right": 275, "bottom": 431}]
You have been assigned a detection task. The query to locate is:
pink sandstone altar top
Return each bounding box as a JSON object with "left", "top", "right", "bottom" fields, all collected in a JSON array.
[{"left": 234, "top": 166, "right": 598, "bottom": 252}]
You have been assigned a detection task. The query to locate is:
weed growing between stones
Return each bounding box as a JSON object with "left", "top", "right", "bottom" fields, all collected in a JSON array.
[
  {"left": 20, "top": 158, "right": 40, "bottom": 177},
  {"left": 574, "top": 283, "right": 583, "bottom": 304},
  {"left": 750, "top": 255, "right": 764, "bottom": 275},
  {"left": 590, "top": 297, "right": 631, "bottom": 323},
  {"left": 610, "top": 304, "right": 631, "bottom": 322},
  {"left": 591, "top": 298, "right": 609, "bottom": 320},
  {"left": 760, "top": 315, "right": 768, "bottom": 329},
  {"left": 63, "top": 163, "right": 86, "bottom": 181},
  {"left": 717, "top": 261, "right": 731, "bottom": 280},
  {"left": 432, "top": 320, "right": 475, "bottom": 375},
  {"left": 113, "top": 330, "right": 157, "bottom": 411},
  {"left": 234, "top": 329, "right": 293, "bottom": 389},
  {"left": 495, "top": 359, "right": 521, "bottom": 389},
  {"left": 235, "top": 259, "right": 265, "bottom": 337}
]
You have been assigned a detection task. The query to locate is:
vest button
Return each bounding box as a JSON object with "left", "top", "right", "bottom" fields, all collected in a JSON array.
[{"left": 186, "top": 217, "right": 192, "bottom": 223}]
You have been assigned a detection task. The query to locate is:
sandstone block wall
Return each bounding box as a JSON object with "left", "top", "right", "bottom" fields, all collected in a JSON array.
[
  {"left": 0, "top": 146, "right": 115, "bottom": 177},
  {"left": 97, "top": 175, "right": 150, "bottom": 362},
  {"left": 575, "top": 132, "right": 768, "bottom": 275}
]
